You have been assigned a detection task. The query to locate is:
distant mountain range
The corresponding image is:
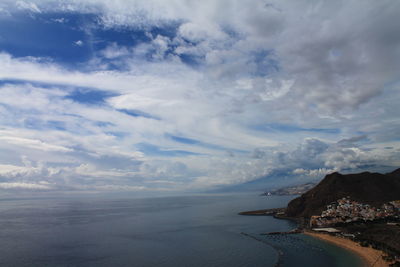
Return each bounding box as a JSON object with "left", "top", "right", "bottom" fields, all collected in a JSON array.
[
  {"left": 262, "top": 182, "right": 317, "bottom": 196},
  {"left": 285, "top": 168, "right": 400, "bottom": 218}
]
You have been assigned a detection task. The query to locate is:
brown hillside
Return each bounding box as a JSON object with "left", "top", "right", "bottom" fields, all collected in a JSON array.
[{"left": 285, "top": 168, "right": 400, "bottom": 218}]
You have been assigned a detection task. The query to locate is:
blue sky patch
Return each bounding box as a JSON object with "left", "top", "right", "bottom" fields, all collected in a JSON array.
[
  {"left": 92, "top": 27, "right": 150, "bottom": 51},
  {"left": 166, "top": 134, "right": 247, "bottom": 153},
  {"left": 178, "top": 54, "right": 204, "bottom": 68},
  {"left": 66, "top": 88, "right": 118, "bottom": 105},
  {"left": 117, "top": 109, "right": 160, "bottom": 120},
  {"left": 93, "top": 22, "right": 178, "bottom": 49},
  {"left": 0, "top": 12, "right": 94, "bottom": 66},
  {"left": 168, "top": 135, "right": 199, "bottom": 145},
  {"left": 251, "top": 50, "right": 280, "bottom": 76},
  {"left": 136, "top": 143, "right": 201, "bottom": 157},
  {"left": 95, "top": 121, "right": 115, "bottom": 127},
  {"left": 0, "top": 9, "right": 206, "bottom": 71},
  {"left": 0, "top": 10, "right": 181, "bottom": 69}
]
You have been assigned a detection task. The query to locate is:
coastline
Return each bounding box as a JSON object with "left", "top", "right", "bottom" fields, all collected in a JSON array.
[
  {"left": 304, "top": 231, "right": 388, "bottom": 267},
  {"left": 240, "top": 208, "right": 392, "bottom": 266}
]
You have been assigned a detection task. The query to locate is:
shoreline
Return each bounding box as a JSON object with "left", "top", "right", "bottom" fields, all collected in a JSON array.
[
  {"left": 304, "top": 231, "right": 388, "bottom": 267},
  {"left": 240, "top": 207, "right": 394, "bottom": 266},
  {"left": 240, "top": 208, "right": 391, "bottom": 266}
]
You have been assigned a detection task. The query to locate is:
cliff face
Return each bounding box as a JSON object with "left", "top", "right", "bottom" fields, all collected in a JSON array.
[{"left": 285, "top": 168, "right": 400, "bottom": 218}]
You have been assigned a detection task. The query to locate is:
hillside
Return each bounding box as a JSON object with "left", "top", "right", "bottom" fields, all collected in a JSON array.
[{"left": 285, "top": 168, "right": 400, "bottom": 218}]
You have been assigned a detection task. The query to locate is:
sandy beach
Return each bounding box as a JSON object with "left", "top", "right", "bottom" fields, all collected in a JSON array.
[{"left": 304, "top": 231, "right": 389, "bottom": 267}]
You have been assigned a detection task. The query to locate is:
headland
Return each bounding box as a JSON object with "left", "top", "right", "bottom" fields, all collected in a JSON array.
[{"left": 239, "top": 168, "right": 400, "bottom": 266}]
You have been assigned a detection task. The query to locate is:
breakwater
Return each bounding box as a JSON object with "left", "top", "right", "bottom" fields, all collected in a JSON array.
[
  {"left": 240, "top": 232, "right": 284, "bottom": 267},
  {"left": 238, "top": 207, "right": 286, "bottom": 216}
]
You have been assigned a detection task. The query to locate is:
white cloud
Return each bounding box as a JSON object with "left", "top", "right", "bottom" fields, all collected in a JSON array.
[
  {"left": 0, "top": 135, "right": 72, "bottom": 152},
  {"left": 74, "top": 40, "right": 83, "bottom": 46},
  {"left": 0, "top": 182, "right": 51, "bottom": 190},
  {"left": 15, "top": 1, "right": 41, "bottom": 13},
  {"left": 292, "top": 168, "right": 336, "bottom": 178},
  {"left": 52, "top": 18, "right": 67, "bottom": 23},
  {"left": 100, "top": 43, "right": 130, "bottom": 59}
]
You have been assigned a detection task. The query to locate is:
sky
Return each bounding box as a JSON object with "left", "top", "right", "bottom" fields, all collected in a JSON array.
[{"left": 0, "top": 0, "right": 399, "bottom": 194}]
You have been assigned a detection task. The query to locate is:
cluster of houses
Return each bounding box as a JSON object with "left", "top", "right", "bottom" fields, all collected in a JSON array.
[{"left": 310, "top": 197, "right": 400, "bottom": 227}]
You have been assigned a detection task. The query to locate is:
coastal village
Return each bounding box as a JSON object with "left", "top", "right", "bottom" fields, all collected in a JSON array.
[
  {"left": 310, "top": 197, "right": 400, "bottom": 227},
  {"left": 308, "top": 197, "right": 400, "bottom": 266}
]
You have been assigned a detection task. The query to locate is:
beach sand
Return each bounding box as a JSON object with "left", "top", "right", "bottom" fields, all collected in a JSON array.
[{"left": 304, "top": 231, "right": 389, "bottom": 267}]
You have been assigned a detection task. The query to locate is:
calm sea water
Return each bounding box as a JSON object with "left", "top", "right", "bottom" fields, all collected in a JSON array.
[{"left": 0, "top": 194, "right": 363, "bottom": 267}]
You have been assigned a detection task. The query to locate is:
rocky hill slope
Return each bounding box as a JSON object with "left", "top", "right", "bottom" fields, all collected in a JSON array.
[{"left": 285, "top": 168, "right": 400, "bottom": 218}]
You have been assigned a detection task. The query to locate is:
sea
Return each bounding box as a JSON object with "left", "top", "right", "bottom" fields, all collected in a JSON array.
[{"left": 0, "top": 193, "right": 364, "bottom": 267}]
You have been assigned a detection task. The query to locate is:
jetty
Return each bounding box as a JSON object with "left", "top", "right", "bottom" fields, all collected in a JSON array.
[
  {"left": 238, "top": 207, "right": 286, "bottom": 216},
  {"left": 261, "top": 229, "right": 302, "bottom": 235}
]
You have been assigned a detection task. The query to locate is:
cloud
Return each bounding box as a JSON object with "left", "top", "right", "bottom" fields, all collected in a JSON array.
[
  {"left": 292, "top": 168, "right": 335, "bottom": 178},
  {"left": 0, "top": 1, "right": 399, "bottom": 192},
  {"left": 52, "top": 18, "right": 67, "bottom": 24},
  {"left": 0, "top": 182, "right": 51, "bottom": 190},
  {"left": 337, "top": 135, "right": 368, "bottom": 147},
  {"left": 53, "top": 0, "right": 399, "bottom": 114},
  {"left": 0, "top": 135, "right": 72, "bottom": 152},
  {"left": 15, "top": 1, "right": 41, "bottom": 13},
  {"left": 74, "top": 40, "right": 84, "bottom": 46},
  {"left": 100, "top": 43, "right": 130, "bottom": 59}
]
